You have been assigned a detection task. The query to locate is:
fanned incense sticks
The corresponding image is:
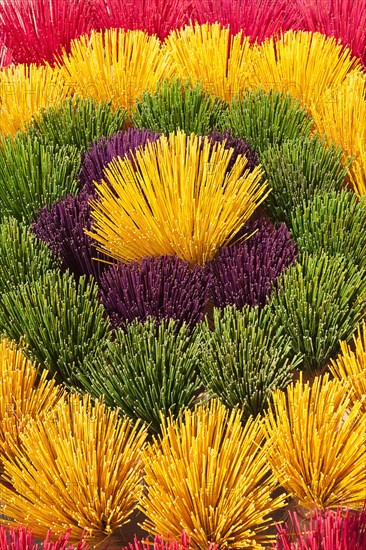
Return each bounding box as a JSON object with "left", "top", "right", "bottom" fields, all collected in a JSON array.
[
  {"left": 141, "top": 400, "right": 286, "bottom": 549},
  {"left": 330, "top": 321, "right": 366, "bottom": 414},
  {"left": 0, "top": 63, "right": 69, "bottom": 135},
  {"left": 274, "top": 505, "right": 366, "bottom": 549},
  {"left": 223, "top": 89, "right": 313, "bottom": 155},
  {"left": 59, "top": 29, "right": 170, "bottom": 111},
  {"left": 252, "top": 30, "right": 362, "bottom": 111},
  {"left": 98, "top": 255, "right": 210, "bottom": 328},
  {"left": 32, "top": 191, "right": 112, "bottom": 280},
  {"left": 0, "top": 395, "right": 148, "bottom": 542},
  {"left": 205, "top": 130, "right": 259, "bottom": 174},
  {"left": 289, "top": 189, "right": 366, "bottom": 266},
  {"left": 0, "top": 525, "right": 88, "bottom": 550},
  {"left": 164, "top": 23, "right": 257, "bottom": 102},
  {"left": 123, "top": 531, "right": 219, "bottom": 549},
  {"left": 312, "top": 72, "right": 366, "bottom": 196},
  {"left": 79, "top": 128, "right": 161, "bottom": 195},
  {"left": 0, "top": 271, "right": 110, "bottom": 385},
  {"left": 0, "top": 4, "right": 365, "bottom": 545},
  {"left": 87, "top": 131, "right": 268, "bottom": 265},
  {"left": 0, "top": 339, "right": 63, "bottom": 471},
  {"left": 209, "top": 219, "right": 298, "bottom": 309},
  {"left": 297, "top": 0, "right": 366, "bottom": 66},
  {"left": 132, "top": 79, "right": 226, "bottom": 135},
  {"left": 263, "top": 374, "right": 366, "bottom": 509},
  {"left": 76, "top": 318, "right": 203, "bottom": 434},
  {"left": 199, "top": 305, "right": 302, "bottom": 419},
  {"left": 0, "top": 133, "right": 80, "bottom": 223},
  {"left": 0, "top": 217, "right": 58, "bottom": 293},
  {"left": 260, "top": 135, "right": 348, "bottom": 225},
  {"left": 270, "top": 252, "right": 366, "bottom": 373},
  {"left": 26, "top": 97, "right": 127, "bottom": 151},
  {"left": 0, "top": 0, "right": 95, "bottom": 66},
  {"left": 192, "top": 0, "right": 301, "bottom": 42},
  {"left": 95, "top": 0, "right": 192, "bottom": 40}
]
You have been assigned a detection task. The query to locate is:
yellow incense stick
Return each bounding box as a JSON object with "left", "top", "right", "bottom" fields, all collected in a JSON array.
[
  {"left": 330, "top": 321, "right": 366, "bottom": 414},
  {"left": 87, "top": 131, "right": 268, "bottom": 265},
  {"left": 252, "top": 30, "right": 362, "bottom": 112},
  {"left": 0, "top": 339, "right": 63, "bottom": 471},
  {"left": 312, "top": 72, "right": 366, "bottom": 196}
]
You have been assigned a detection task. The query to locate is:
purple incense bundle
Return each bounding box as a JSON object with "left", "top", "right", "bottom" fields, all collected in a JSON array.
[
  {"left": 79, "top": 128, "right": 160, "bottom": 195},
  {"left": 205, "top": 130, "right": 259, "bottom": 174},
  {"left": 33, "top": 130, "right": 162, "bottom": 279},
  {"left": 209, "top": 219, "right": 298, "bottom": 309},
  {"left": 98, "top": 255, "right": 211, "bottom": 328},
  {"left": 32, "top": 191, "right": 110, "bottom": 280}
]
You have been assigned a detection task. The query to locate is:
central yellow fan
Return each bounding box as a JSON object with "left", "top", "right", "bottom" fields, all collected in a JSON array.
[{"left": 87, "top": 131, "right": 268, "bottom": 265}]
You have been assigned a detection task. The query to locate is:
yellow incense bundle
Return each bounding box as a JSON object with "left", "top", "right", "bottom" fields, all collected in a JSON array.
[
  {"left": 263, "top": 374, "right": 366, "bottom": 510},
  {"left": 164, "top": 23, "right": 257, "bottom": 102},
  {"left": 141, "top": 400, "right": 286, "bottom": 549},
  {"left": 0, "top": 394, "right": 148, "bottom": 542},
  {"left": 0, "top": 63, "right": 69, "bottom": 135},
  {"left": 252, "top": 30, "right": 362, "bottom": 111},
  {"left": 59, "top": 28, "right": 171, "bottom": 111},
  {"left": 0, "top": 339, "right": 63, "bottom": 471},
  {"left": 312, "top": 72, "right": 366, "bottom": 196},
  {"left": 87, "top": 131, "right": 268, "bottom": 265},
  {"left": 330, "top": 321, "right": 366, "bottom": 414}
]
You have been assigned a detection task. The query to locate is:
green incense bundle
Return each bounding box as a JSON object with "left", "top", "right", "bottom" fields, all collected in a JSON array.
[
  {"left": 0, "top": 271, "right": 110, "bottom": 385},
  {"left": 270, "top": 252, "right": 366, "bottom": 373},
  {"left": 77, "top": 318, "right": 202, "bottom": 434},
  {"left": 132, "top": 78, "right": 226, "bottom": 135},
  {"left": 0, "top": 133, "right": 80, "bottom": 224},
  {"left": 25, "top": 97, "right": 127, "bottom": 150},
  {"left": 199, "top": 305, "right": 302, "bottom": 419}
]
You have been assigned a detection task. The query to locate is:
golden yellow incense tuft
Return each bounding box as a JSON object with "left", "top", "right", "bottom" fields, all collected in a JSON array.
[
  {"left": 312, "top": 72, "right": 366, "bottom": 196},
  {"left": 87, "top": 131, "right": 268, "bottom": 265},
  {"left": 251, "top": 30, "right": 362, "bottom": 112},
  {"left": 330, "top": 321, "right": 366, "bottom": 414},
  {"left": 0, "top": 394, "right": 148, "bottom": 543},
  {"left": 0, "top": 63, "right": 69, "bottom": 135},
  {"left": 59, "top": 29, "right": 171, "bottom": 111},
  {"left": 141, "top": 400, "right": 286, "bottom": 549},
  {"left": 164, "top": 23, "right": 258, "bottom": 102},
  {"left": 0, "top": 339, "right": 63, "bottom": 471},
  {"left": 263, "top": 374, "right": 366, "bottom": 510}
]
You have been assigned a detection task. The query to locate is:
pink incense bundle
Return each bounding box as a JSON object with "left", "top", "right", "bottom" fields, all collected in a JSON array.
[
  {"left": 123, "top": 531, "right": 219, "bottom": 549},
  {"left": 0, "top": 526, "right": 88, "bottom": 550},
  {"left": 297, "top": 0, "right": 366, "bottom": 66},
  {"left": 191, "top": 0, "right": 301, "bottom": 42},
  {"left": 94, "top": 0, "right": 193, "bottom": 40},
  {"left": 274, "top": 506, "right": 366, "bottom": 549},
  {"left": 0, "top": 0, "right": 96, "bottom": 65}
]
